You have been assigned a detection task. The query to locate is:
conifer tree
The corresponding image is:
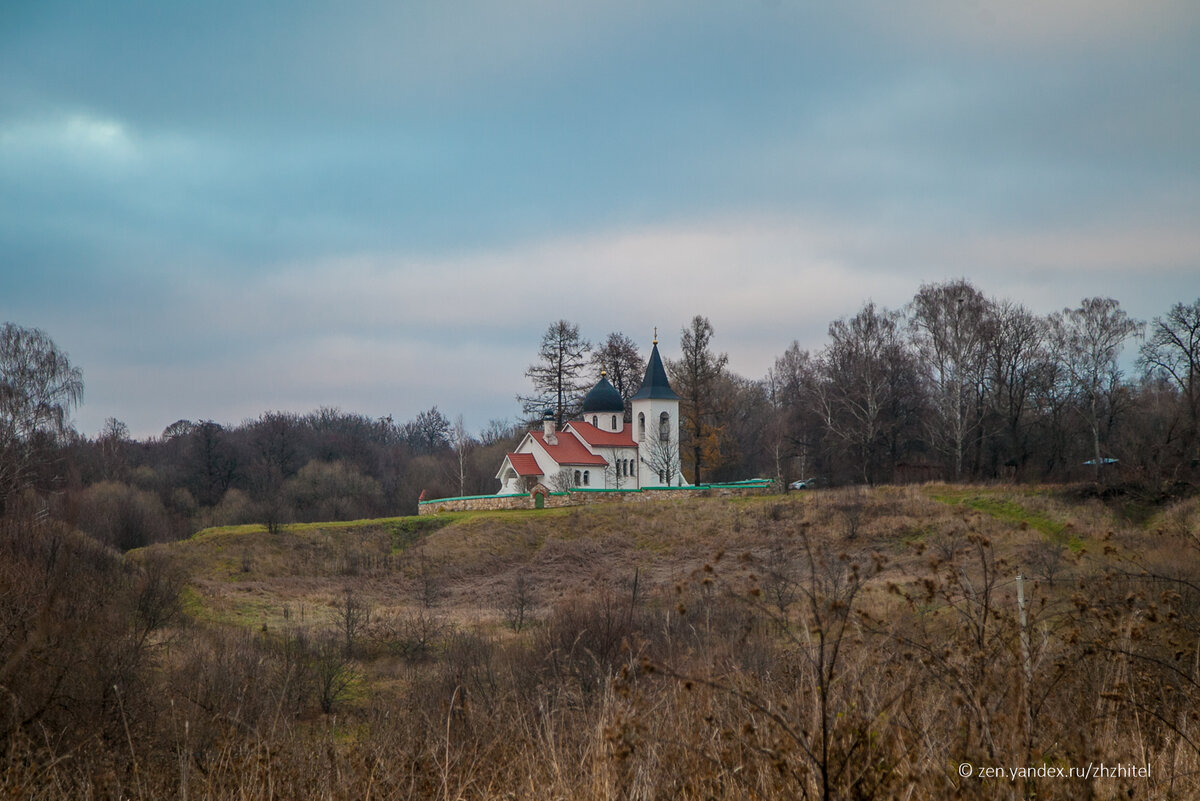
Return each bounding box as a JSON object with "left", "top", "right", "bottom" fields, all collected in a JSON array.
[{"left": 519, "top": 320, "right": 591, "bottom": 428}]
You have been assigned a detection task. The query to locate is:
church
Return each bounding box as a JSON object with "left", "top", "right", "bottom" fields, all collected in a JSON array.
[{"left": 495, "top": 337, "right": 687, "bottom": 494}]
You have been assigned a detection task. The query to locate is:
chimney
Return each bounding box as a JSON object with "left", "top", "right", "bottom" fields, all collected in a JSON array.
[{"left": 542, "top": 409, "right": 557, "bottom": 445}]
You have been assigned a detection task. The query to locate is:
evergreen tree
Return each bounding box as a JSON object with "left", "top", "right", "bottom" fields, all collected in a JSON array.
[{"left": 519, "top": 320, "right": 591, "bottom": 428}]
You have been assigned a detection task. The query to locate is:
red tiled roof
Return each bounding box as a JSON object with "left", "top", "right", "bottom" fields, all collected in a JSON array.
[
  {"left": 567, "top": 421, "right": 636, "bottom": 449},
  {"left": 505, "top": 452, "right": 543, "bottom": 476},
  {"left": 530, "top": 430, "right": 608, "bottom": 466}
]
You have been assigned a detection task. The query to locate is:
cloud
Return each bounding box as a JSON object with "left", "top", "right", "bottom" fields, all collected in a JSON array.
[
  {"left": 44, "top": 203, "right": 1200, "bottom": 440},
  {"left": 0, "top": 111, "right": 137, "bottom": 166},
  {"left": 853, "top": 0, "right": 1200, "bottom": 54},
  {"left": 5, "top": 2, "right": 1198, "bottom": 440}
]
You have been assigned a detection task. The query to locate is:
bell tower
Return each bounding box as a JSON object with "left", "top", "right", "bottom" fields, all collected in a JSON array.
[{"left": 631, "top": 331, "right": 683, "bottom": 487}]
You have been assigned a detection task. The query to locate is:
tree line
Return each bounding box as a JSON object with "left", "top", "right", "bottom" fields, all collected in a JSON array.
[
  {"left": 1, "top": 281, "right": 1197, "bottom": 548},
  {"left": 770, "top": 284, "right": 1196, "bottom": 491},
  {"left": 521, "top": 282, "right": 1198, "bottom": 493}
]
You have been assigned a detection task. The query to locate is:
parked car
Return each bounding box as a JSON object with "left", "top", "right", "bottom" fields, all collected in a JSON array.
[{"left": 789, "top": 478, "right": 817, "bottom": 490}]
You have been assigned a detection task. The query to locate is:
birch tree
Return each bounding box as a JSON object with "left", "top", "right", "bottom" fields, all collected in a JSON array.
[
  {"left": 1050, "top": 297, "right": 1143, "bottom": 480},
  {"left": 0, "top": 323, "right": 83, "bottom": 514},
  {"left": 908, "top": 279, "right": 992, "bottom": 480}
]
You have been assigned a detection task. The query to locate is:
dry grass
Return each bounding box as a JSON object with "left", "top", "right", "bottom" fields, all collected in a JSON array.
[{"left": 5, "top": 485, "right": 1199, "bottom": 799}]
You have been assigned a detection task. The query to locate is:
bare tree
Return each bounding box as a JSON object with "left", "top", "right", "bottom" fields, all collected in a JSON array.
[
  {"left": 669, "top": 315, "right": 729, "bottom": 485},
  {"left": 591, "top": 332, "right": 644, "bottom": 420},
  {"left": 769, "top": 342, "right": 822, "bottom": 486},
  {"left": 311, "top": 634, "right": 358, "bottom": 714},
  {"left": 519, "top": 320, "right": 591, "bottom": 428},
  {"left": 1050, "top": 297, "right": 1143, "bottom": 480},
  {"left": 658, "top": 529, "right": 892, "bottom": 801},
  {"left": 186, "top": 420, "right": 239, "bottom": 508},
  {"left": 501, "top": 571, "right": 536, "bottom": 632},
  {"left": 97, "top": 417, "right": 130, "bottom": 481},
  {"left": 761, "top": 526, "right": 801, "bottom": 616},
  {"left": 412, "top": 550, "right": 445, "bottom": 610},
  {"left": 908, "top": 280, "right": 992, "bottom": 480},
  {"left": 765, "top": 362, "right": 793, "bottom": 486},
  {"left": 815, "top": 302, "right": 915, "bottom": 484},
  {"left": 642, "top": 427, "right": 682, "bottom": 486},
  {"left": 548, "top": 467, "right": 576, "bottom": 492},
  {"left": 402, "top": 406, "right": 452, "bottom": 454},
  {"left": 249, "top": 411, "right": 301, "bottom": 533},
  {"left": 596, "top": 446, "right": 636, "bottom": 489},
  {"left": 479, "top": 418, "right": 521, "bottom": 447},
  {"left": 333, "top": 586, "right": 371, "bottom": 657},
  {"left": 0, "top": 323, "right": 84, "bottom": 514},
  {"left": 1139, "top": 298, "right": 1200, "bottom": 474},
  {"left": 982, "top": 300, "right": 1049, "bottom": 477},
  {"left": 452, "top": 414, "right": 470, "bottom": 496}
]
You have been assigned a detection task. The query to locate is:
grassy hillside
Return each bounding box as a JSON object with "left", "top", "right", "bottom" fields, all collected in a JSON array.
[
  {"left": 8, "top": 483, "right": 1200, "bottom": 800},
  {"left": 168, "top": 483, "right": 1132, "bottom": 632}
]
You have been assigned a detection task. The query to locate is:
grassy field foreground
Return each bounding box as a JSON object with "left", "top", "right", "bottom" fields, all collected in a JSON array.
[{"left": 4, "top": 484, "right": 1200, "bottom": 800}]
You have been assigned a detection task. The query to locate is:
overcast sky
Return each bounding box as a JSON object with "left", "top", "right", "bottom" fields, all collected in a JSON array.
[{"left": 3, "top": 0, "right": 1198, "bottom": 439}]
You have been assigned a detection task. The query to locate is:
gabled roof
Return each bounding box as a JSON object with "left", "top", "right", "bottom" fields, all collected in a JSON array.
[
  {"left": 504, "top": 452, "right": 543, "bottom": 476},
  {"left": 530, "top": 430, "right": 608, "bottom": 466},
  {"left": 631, "top": 342, "right": 679, "bottom": 401},
  {"left": 567, "top": 420, "right": 636, "bottom": 449}
]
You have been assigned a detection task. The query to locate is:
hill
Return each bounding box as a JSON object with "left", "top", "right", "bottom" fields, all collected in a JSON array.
[
  {"left": 168, "top": 483, "right": 1149, "bottom": 632},
  {"left": 6, "top": 484, "right": 1200, "bottom": 800}
]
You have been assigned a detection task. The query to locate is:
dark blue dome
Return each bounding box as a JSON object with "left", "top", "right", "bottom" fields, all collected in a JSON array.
[{"left": 581, "top": 375, "right": 624, "bottom": 413}]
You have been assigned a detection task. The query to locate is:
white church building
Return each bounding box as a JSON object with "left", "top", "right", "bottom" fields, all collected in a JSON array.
[{"left": 495, "top": 338, "right": 687, "bottom": 494}]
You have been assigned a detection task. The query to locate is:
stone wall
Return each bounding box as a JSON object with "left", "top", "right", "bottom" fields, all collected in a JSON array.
[{"left": 417, "top": 481, "right": 776, "bottom": 515}]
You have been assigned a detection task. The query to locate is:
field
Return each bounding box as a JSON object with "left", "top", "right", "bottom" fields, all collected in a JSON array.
[{"left": 4, "top": 483, "right": 1200, "bottom": 800}]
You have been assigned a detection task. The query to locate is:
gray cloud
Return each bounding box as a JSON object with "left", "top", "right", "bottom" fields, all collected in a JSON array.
[{"left": 2, "top": 1, "right": 1197, "bottom": 438}]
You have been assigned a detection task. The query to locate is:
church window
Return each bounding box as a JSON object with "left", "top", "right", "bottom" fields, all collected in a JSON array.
[
  {"left": 574, "top": 470, "right": 581, "bottom": 486},
  {"left": 611, "top": 414, "right": 617, "bottom": 430},
  {"left": 659, "top": 412, "right": 670, "bottom": 442},
  {"left": 583, "top": 470, "right": 590, "bottom": 486},
  {"left": 658, "top": 469, "right": 665, "bottom": 483},
  {"left": 637, "top": 412, "right": 645, "bottom": 440},
  {"left": 592, "top": 415, "right": 598, "bottom": 427}
]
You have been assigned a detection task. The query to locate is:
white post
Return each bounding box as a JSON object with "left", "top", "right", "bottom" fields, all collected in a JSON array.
[{"left": 1017, "top": 572, "right": 1033, "bottom": 750}]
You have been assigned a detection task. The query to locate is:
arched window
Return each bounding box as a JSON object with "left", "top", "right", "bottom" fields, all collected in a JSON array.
[
  {"left": 592, "top": 415, "right": 598, "bottom": 427},
  {"left": 583, "top": 470, "right": 590, "bottom": 486},
  {"left": 637, "top": 412, "right": 645, "bottom": 441},
  {"left": 574, "top": 470, "right": 581, "bottom": 486},
  {"left": 659, "top": 411, "right": 670, "bottom": 442},
  {"left": 611, "top": 414, "right": 617, "bottom": 430},
  {"left": 658, "top": 470, "right": 665, "bottom": 484}
]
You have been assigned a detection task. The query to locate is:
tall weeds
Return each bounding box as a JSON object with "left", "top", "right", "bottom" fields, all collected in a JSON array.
[{"left": 3, "top": 489, "right": 1200, "bottom": 799}]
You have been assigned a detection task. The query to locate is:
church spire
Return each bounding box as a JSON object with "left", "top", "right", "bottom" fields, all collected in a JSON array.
[{"left": 631, "top": 338, "right": 679, "bottom": 401}]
